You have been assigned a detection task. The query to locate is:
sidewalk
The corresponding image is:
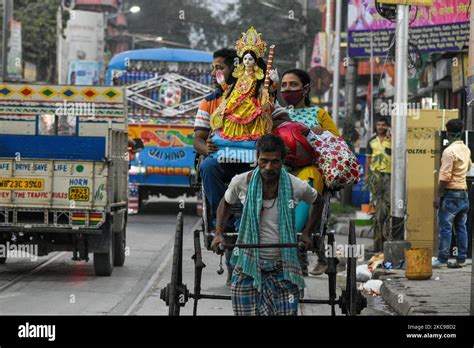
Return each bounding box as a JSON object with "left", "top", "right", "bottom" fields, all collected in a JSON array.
[
  {"left": 300, "top": 235, "right": 395, "bottom": 316},
  {"left": 379, "top": 261, "right": 472, "bottom": 315}
]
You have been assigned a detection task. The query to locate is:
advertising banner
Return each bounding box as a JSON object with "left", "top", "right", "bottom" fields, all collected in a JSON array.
[
  {"left": 468, "top": 2, "right": 474, "bottom": 104},
  {"left": 58, "top": 10, "right": 105, "bottom": 84},
  {"left": 7, "top": 19, "right": 22, "bottom": 80},
  {"left": 68, "top": 60, "right": 102, "bottom": 85},
  {"left": 348, "top": 0, "right": 470, "bottom": 57}
]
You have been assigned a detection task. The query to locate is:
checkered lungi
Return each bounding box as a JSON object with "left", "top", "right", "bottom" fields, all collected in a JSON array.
[{"left": 231, "top": 259, "right": 300, "bottom": 316}]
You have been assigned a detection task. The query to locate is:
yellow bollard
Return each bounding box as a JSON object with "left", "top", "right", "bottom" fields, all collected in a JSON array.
[{"left": 405, "top": 248, "right": 433, "bottom": 280}]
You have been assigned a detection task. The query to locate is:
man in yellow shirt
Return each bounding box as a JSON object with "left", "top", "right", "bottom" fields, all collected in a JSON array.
[
  {"left": 432, "top": 119, "right": 472, "bottom": 268},
  {"left": 365, "top": 116, "right": 391, "bottom": 252}
]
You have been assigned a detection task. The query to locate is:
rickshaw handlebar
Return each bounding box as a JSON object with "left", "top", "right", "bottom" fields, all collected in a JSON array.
[{"left": 217, "top": 242, "right": 307, "bottom": 254}]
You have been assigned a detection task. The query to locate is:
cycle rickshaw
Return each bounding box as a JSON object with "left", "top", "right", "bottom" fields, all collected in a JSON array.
[{"left": 160, "top": 153, "right": 367, "bottom": 316}]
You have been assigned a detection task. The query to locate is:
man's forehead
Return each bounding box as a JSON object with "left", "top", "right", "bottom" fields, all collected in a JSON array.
[
  {"left": 258, "top": 151, "right": 282, "bottom": 159},
  {"left": 213, "top": 57, "right": 225, "bottom": 65}
]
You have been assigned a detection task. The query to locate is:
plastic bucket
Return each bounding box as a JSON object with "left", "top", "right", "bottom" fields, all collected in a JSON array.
[
  {"left": 351, "top": 154, "right": 370, "bottom": 207},
  {"left": 405, "top": 248, "right": 432, "bottom": 280}
]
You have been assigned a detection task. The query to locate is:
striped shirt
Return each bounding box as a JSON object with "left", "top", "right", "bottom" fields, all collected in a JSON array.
[{"left": 194, "top": 88, "right": 288, "bottom": 132}]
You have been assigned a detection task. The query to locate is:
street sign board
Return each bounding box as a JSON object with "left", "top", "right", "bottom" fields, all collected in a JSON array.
[{"left": 376, "top": 0, "right": 432, "bottom": 5}]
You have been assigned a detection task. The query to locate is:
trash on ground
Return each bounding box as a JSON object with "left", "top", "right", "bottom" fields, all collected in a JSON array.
[
  {"left": 383, "top": 261, "right": 393, "bottom": 270},
  {"left": 356, "top": 264, "right": 372, "bottom": 282},
  {"left": 368, "top": 253, "right": 384, "bottom": 264},
  {"left": 367, "top": 253, "right": 385, "bottom": 272},
  {"left": 363, "top": 279, "right": 383, "bottom": 296},
  {"left": 368, "top": 260, "right": 384, "bottom": 272}
]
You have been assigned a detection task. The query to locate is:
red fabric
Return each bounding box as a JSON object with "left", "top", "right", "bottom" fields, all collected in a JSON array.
[
  {"left": 308, "top": 131, "right": 363, "bottom": 189},
  {"left": 273, "top": 122, "right": 316, "bottom": 168}
]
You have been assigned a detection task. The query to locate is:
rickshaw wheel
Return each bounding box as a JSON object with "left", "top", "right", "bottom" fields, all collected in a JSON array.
[
  {"left": 168, "top": 212, "right": 185, "bottom": 316},
  {"left": 201, "top": 187, "right": 213, "bottom": 250},
  {"left": 341, "top": 220, "right": 367, "bottom": 315},
  {"left": 192, "top": 227, "right": 206, "bottom": 316}
]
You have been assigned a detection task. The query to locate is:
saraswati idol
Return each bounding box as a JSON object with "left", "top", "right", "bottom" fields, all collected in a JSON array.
[{"left": 210, "top": 27, "right": 276, "bottom": 142}]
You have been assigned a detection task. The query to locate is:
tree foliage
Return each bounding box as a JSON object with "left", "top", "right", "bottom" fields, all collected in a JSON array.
[
  {"left": 14, "top": 0, "right": 59, "bottom": 82},
  {"left": 5, "top": 0, "right": 324, "bottom": 82},
  {"left": 127, "top": 0, "right": 323, "bottom": 72},
  {"left": 126, "top": 0, "right": 226, "bottom": 50}
]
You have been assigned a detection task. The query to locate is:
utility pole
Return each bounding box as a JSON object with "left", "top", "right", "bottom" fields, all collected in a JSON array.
[
  {"left": 299, "top": 0, "right": 308, "bottom": 71},
  {"left": 342, "top": 56, "right": 357, "bottom": 206},
  {"left": 331, "top": 0, "right": 341, "bottom": 129},
  {"left": 345, "top": 57, "right": 357, "bottom": 117},
  {"left": 1, "top": 0, "right": 13, "bottom": 81},
  {"left": 369, "top": 30, "right": 374, "bottom": 140},
  {"left": 324, "top": 0, "right": 332, "bottom": 104},
  {"left": 391, "top": 4, "right": 409, "bottom": 241},
  {"left": 468, "top": 0, "right": 474, "bottom": 316},
  {"left": 56, "top": 5, "right": 63, "bottom": 84}
]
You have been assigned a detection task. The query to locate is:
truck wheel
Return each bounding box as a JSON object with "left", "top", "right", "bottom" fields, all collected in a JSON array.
[
  {"left": 94, "top": 222, "right": 114, "bottom": 276},
  {"left": 0, "top": 237, "right": 6, "bottom": 264},
  {"left": 113, "top": 227, "right": 126, "bottom": 267},
  {"left": 138, "top": 188, "right": 146, "bottom": 213}
]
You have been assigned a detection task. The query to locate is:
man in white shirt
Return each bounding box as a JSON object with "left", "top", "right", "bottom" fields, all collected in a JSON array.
[{"left": 211, "top": 134, "right": 321, "bottom": 315}]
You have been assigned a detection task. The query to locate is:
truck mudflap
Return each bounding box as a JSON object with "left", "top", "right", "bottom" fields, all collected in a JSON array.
[{"left": 0, "top": 208, "right": 106, "bottom": 231}]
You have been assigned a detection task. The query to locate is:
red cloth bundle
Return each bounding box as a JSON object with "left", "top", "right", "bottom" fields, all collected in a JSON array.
[{"left": 307, "top": 131, "right": 363, "bottom": 189}]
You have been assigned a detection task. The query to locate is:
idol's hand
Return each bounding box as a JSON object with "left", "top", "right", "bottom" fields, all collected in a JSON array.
[{"left": 269, "top": 68, "right": 279, "bottom": 83}]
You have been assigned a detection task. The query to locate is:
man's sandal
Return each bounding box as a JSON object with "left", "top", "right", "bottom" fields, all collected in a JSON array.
[{"left": 447, "top": 261, "right": 463, "bottom": 269}]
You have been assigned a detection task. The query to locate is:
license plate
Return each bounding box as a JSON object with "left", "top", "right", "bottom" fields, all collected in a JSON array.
[
  {"left": 69, "top": 187, "right": 90, "bottom": 201},
  {"left": 0, "top": 178, "right": 44, "bottom": 191}
]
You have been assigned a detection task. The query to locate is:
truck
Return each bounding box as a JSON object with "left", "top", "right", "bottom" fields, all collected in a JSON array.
[
  {"left": 107, "top": 48, "right": 214, "bottom": 213},
  {"left": 0, "top": 83, "right": 130, "bottom": 276}
]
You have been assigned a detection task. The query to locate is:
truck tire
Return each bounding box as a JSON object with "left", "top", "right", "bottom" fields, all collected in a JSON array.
[
  {"left": 138, "top": 188, "right": 146, "bottom": 213},
  {"left": 114, "top": 226, "right": 126, "bottom": 267},
  {"left": 93, "top": 222, "right": 114, "bottom": 276},
  {"left": 0, "top": 237, "right": 6, "bottom": 264}
]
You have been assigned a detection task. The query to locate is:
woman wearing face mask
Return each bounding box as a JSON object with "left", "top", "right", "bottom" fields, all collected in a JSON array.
[
  {"left": 277, "top": 68, "right": 340, "bottom": 276},
  {"left": 280, "top": 68, "right": 339, "bottom": 137}
]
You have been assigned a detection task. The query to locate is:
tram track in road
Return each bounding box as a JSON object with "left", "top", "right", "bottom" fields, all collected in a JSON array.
[
  {"left": 0, "top": 207, "right": 201, "bottom": 315},
  {"left": 0, "top": 252, "right": 67, "bottom": 295},
  {"left": 109, "top": 216, "right": 201, "bottom": 316}
]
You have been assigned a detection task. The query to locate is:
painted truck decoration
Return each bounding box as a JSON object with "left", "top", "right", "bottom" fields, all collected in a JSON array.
[
  {"left": 129, "top": 125, "right": 195, "bottom": 182},
  {"left": 107, "top": 48, "right": 214, "bottom": 213},
  {"left": 0, "top": 84, "right": 128, "bottom": 276}
]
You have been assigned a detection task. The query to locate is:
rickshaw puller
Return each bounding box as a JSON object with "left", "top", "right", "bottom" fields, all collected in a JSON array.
[{"left": 211, "top": 134, "right": 322, "bottom": 315}]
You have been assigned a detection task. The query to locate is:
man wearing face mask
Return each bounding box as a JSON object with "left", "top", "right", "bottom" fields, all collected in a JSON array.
[
  {"left": 432, "top": 119, "right": 472, "bottom": 269},
  {"left": 194, "top": 48, "right": 287, "bottom": 285}
]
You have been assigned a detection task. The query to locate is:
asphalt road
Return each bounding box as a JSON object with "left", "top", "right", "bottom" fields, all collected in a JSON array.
[
  {"left": 0, "top": 201, "right": 195, "bottom": 315},
  {"left": 0, "top": 199, "right": 393, "bottom": 316}
]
